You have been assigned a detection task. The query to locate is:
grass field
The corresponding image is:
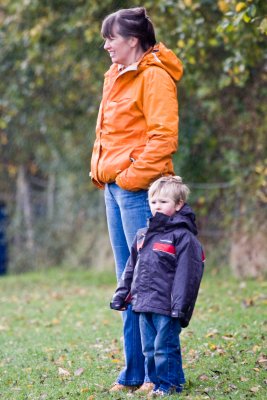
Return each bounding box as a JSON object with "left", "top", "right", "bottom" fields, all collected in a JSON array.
[{"left": 0, "top": 267, "right": 266, "bottom": 399}]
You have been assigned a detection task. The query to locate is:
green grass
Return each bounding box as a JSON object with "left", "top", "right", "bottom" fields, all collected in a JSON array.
[{"left": 0, "top": 267, "right": 266, "bottom": 399}]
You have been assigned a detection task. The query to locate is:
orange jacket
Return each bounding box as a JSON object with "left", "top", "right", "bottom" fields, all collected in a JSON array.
[{"left": 90, "top": 42, "right": 183, "bottom": 191}]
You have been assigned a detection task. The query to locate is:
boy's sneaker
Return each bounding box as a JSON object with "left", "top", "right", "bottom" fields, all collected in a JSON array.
[
  {"left": 148, "top": 386, "right": 182, "bottom": 397},
  {"left": 148, "top": 389, "right": 168, "bottom": 397}
]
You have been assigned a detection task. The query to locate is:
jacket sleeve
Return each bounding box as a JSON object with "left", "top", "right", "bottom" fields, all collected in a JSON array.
[
  {"left": 110, "top": 236, "right": 138, "bottom": 310},
  {"left": 116, "top": 67, "right": 178, "bottom": 191},
  {"left": 171, "top": 232, "right": 204, "bottom": 327},
  {"left": 90, "top": 101, "right": 105, "bottom": 190}
]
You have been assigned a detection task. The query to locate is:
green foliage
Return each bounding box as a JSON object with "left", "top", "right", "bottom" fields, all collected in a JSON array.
[
  {"left": 1, "top": 0, "right": 265, "bottom": 179},
  {"left": 0, "top": 0, "right": 266, "bottom": 271}
]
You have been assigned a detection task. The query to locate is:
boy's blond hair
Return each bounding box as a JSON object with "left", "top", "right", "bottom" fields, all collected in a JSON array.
[{"left": 148, "top": 176, "right": 190, "bottom": 204}]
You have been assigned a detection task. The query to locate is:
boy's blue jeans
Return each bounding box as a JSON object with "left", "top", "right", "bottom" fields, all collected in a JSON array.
[
  {"left": 139, "top": 312, "right": 185, "bottom": 393},
  {"left": 104, "top": 183, "right": 151, "bottom": 386}
]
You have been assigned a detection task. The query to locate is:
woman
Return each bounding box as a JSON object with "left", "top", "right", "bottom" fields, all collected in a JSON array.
[{"left": 90, "top": 7, "right": 183, "bottom": 393}]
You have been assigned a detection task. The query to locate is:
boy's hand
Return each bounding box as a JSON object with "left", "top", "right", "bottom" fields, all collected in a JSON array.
[{"left": 110, "top": 301, "right": 128, "bottom": 311}]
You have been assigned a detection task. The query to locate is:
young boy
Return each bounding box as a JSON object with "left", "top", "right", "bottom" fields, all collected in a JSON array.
[{"left": 110, "top": 176, "right": 205, "bottom": 397}]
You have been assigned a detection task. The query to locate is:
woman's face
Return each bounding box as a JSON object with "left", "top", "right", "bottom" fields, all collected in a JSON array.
[{"left": 103, "top": 25, "right": 136, "bottom": 66}]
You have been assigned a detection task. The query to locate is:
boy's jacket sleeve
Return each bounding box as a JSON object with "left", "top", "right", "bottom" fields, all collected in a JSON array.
[
  {"left": 110, "top": 237, "right": 138, "bottom": 310},
  {"left": 171, "top": 232, "right": 204, "bottom": 327}
]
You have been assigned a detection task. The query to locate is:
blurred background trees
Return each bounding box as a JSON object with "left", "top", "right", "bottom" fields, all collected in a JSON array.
[{"left": 0, "top": 0, "right": 266, "bottom": 276}]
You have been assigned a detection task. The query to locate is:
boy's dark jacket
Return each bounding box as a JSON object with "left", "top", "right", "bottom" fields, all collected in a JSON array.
[{"left": 110, "top": 204, "right": 205, "bottom": 328}]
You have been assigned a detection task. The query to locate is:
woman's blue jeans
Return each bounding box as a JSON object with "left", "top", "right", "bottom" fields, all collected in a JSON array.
[
  {"left": 139, "top": 313, "right": 185, "bottom": 393},
  {"left": 104, "top": 183, "right": 151, "bottom": 386}
]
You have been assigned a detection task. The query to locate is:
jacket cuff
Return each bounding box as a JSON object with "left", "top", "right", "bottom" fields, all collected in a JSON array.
[
  {"left": 115, "top": 173, "right": 130, "bottom": 191},
  {"left": 171, "top": 310, "right": 185, "bottom": 318},
  {"left": 110, "top": 301, "right": 127, "bottom": 311},
  {"left": 91, "top": 177, "right": 105, "bottom": 190},
  {"left": 116, "top": 171, "right": 146, "bottom": 191}
]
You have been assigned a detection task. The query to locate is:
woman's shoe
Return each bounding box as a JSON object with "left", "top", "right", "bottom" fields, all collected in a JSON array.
[
  {"left": 135, "top": 382, "right": 154, "bottom": 393},
  {"left": 109, "top": 383, "right": 139, "bottom": 393}
]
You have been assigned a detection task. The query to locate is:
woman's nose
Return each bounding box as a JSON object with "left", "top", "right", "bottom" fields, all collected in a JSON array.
[{"left": 104, "top": 39, "right": 110, "bottom": 50}]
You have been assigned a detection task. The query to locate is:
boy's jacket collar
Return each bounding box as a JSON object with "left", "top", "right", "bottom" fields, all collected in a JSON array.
[{"left": 148, "top": 204, "right": 198, "bottom": 235}]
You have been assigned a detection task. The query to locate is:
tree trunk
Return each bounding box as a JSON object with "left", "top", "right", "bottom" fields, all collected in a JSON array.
[
  {"left": 47, "top": 173, "right": 56, "bottom": 220},
  {"left": 230, "top": 219, "right": 267, "bottom": 278},
  {"left": 16, "top": 165, "right": 34, "bottom": 251}
]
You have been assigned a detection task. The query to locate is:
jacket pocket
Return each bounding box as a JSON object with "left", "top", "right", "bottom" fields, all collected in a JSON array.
[{"left": 104, "top": 98, "right": 133, "bottom": 133}]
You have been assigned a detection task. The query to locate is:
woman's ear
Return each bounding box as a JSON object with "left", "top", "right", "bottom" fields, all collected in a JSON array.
[{"left": 128, "top": 36, "right": 139, "bottom": 48}]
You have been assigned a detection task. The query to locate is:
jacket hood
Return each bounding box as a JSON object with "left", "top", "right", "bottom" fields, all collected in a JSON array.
[
  {"left": 149, "top": 204, "right": 198, "bottom": 235},
  {"left": 106, "top": 42, "right": 183, "bottom": 83},
  {"left": 138, "top": 42, "right": 183, "bottom": 83}
]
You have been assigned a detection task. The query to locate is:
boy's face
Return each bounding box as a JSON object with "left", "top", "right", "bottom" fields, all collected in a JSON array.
[{"left": 149, "top": 195, "right": 183, "bottom": 217}]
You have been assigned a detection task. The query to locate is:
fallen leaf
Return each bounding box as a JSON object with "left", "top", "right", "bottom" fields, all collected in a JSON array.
[
  {"left": 208, "top": 343, "right": 217, "bottom": 351},
  {"left": 252, "top": 345, "right": 261, "bottom": 353},
  {"left": 205, "top": 329, "right": 219, "bottom": 338},
  {"left": 58, "top": 367, "right": 71, "bottom": 377},
  {"left": 0, "top": 324, "right": 9, "bottom": 331},
  {"left": 23, "top": 367, "right": 32, "bottom": 373},
  {"left": 229, "top": 384, "right": 237, "bottom": 390},
  {"left": 81, "top": 388, "right": 89, "bottom": 393},
  {"left": 51, "top": 292, "right": 63, "bottom": 300},
  {"left": 198, "top": 374, "right": 209, "bottom": 381},
  {"left": 250, "top": 386, "right": 260, "bottom": 393},
  {"left": 222, "top": 335, "right": 234, "bottom": 341},
  {"left": 240, "top": 376, "right": 249, "bottom": 382},
  {"left": 52, "top": 318, "right": 60, "bottom": 325},
  {"left": 74, "top": 367, "right": 84, "bottom": 376},
  {"left": 46, "top": 318, "right": 60, "bottom": 327},
  {"left": 54, "top": 355, "right": 66, "bottom": 365},
  {"left": 217, "top": 348, "right": 226, "bottom": 356},
  {"left": 43, "top": 347, "right": 55, "bottom": 353},
  {"left": 257, "top": 354, "right": 267, "bottom": 365},
  {"left": 242, "top": 298, "right": 254, "bottom": 308}
]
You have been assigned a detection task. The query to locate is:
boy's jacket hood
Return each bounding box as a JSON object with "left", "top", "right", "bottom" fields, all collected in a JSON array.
[{"left": 149, "top": 204, "right": 198, "bottom": 236}]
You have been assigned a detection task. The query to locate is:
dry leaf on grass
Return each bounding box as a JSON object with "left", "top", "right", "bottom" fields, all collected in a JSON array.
[
  {"left": 205, "top": 329, "right": 219, "bottom": 338},
  {"left": 257, "top": 354, "right": 267, "bottom": 365},
  {"left": 250, "top": 386, "right": 261, "bottom": 393},
  {"left": 58, "top": 367, "right": 71, "bottom": 377},
  {"left": 198, "top": 374, "right": 209, "bottom": 381},
  {"left": 81, "top": 387, "right": 89, "bottom": 393},
  {"left": 74, "top": 367, "right": 84, "bottom": 376}
]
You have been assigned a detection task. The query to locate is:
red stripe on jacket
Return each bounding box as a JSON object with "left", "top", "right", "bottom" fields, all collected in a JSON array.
[{"left": 153, "top": 242, "right": 176, "bottom": 255}]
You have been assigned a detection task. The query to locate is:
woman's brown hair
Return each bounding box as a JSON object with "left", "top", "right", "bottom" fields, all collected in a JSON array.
[{"left": 101, "top": 7, "right": 156, "bottom": 51}]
